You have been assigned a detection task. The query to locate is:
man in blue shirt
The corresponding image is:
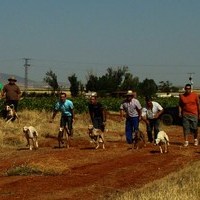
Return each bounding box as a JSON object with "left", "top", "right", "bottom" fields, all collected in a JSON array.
[{"left": 50, "top": 92, "right": 74, "bottom": 137}]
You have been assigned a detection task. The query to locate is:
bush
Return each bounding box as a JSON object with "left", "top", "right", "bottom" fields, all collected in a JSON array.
[{"left": 0, "top": 97, "right": 179, "bottom": 114}]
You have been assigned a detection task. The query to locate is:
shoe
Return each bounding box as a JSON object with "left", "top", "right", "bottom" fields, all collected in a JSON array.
[
  {"left": 194, "top": 139, "right": 198, "bottom": 146},
  {"left": 183, "top": 141, "right": 189, "bottom": 147}
]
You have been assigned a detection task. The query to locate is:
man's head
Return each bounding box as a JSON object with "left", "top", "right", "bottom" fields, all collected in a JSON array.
[
  {"left": 126, "top": 90, "right": 134, "bottom": 101},
  {"left": 60, "top": 92, "right": 67, "bottom": 102},
  {"left": 8, "top": 76, "right": 17, "bottom": 84},
  {"left": 145, "top": 96, "right": 153, "bottom": 108},
  {"left": 90, "top": 95, "right": 97, "bottom": 104},
  {"left": 184, "top": 83, "right": 192, "bottom": 95}
]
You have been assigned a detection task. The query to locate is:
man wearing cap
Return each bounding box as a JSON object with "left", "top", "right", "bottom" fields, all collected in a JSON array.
[
  {"left": 1, "top": 76, "right": 21, "bottom": 111},
  {"left": 88, "top": 93, "right": 107, "bottom": 132},
  {"left": 120, "top": 90, "right": 142, "bottom": 144}
]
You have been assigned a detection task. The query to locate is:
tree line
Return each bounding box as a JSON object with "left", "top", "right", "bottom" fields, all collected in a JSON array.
[{"left": 43, "top": 66, "right": 179, "bottom": 97}]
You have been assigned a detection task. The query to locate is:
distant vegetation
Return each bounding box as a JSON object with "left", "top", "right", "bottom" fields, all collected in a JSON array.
[
  {"left": 0, "top": 96, "right": 179, "bottom": 114},
  {"left": 43, "top": 66, "right": 179, "bottom": 98}
]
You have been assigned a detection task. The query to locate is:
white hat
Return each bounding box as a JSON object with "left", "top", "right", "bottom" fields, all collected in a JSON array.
[
  {"left": 91, "top": 92, "right": 97, "bottom": 97},
  {"left": 126, "top": 90, "right": 134, "bottom": 96}
]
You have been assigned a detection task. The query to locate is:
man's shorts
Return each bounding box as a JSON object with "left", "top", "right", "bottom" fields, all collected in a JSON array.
[{"left": 182, "top": 114, "right": 198, "bottom": 135}]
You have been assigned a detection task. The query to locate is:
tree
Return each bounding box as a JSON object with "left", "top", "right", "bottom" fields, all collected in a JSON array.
[
  {"left": 138, "top": 78, "right": 158, "bottom": 97},
  {"left": 68, "top": 74, "right": 79, "bottom": 97},
  {"left": 120, "top": 73, "right": 140, "bottom": 91},
  {"left": 85, "top": 66, "right": 128, "bottom": 95},
  {"left": 158, "top": 81, "right": 179, "bottom": 93},
  {"left": 43, "top": 70, "right": 59, "bottom": 94},
  {"left": 158, "top": 81, "right": 172, "bottom": 94},
  {"left": 85, "top": 73, "right": 99, "bottom": 92}
]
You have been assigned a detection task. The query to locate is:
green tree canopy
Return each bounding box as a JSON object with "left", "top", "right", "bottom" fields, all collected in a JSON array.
[
  {"left": 43, "top": 70, "right": 59, "bottom": 93},
  {"left": 138, "top": 78, "right": 158, "bottom": 97},
  {"left": 68, "top": 74, "right": 79, "bottom": 97}
]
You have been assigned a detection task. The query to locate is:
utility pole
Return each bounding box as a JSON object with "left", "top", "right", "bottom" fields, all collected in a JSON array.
[
  {"left": 188, "top": 72, "right": 195, "bottom": 90},
  {"left": 23, "top": 58, "right": 31, "bottom": 94}
]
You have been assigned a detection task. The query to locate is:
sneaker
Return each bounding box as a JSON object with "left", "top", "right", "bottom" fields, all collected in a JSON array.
[
  {"left": 183, "top": 141, "right": 189, "bottom": 147},
  {"left": 194, "top": 139, "right": 198, "bottom": 146}
]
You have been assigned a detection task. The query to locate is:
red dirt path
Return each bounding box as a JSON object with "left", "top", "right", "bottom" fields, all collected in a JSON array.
[{"left": 0, "top": 124, "right": 199, "bottom": 200}]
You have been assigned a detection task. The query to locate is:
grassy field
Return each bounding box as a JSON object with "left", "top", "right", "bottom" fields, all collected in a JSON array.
[{"left": 0, "top": 110, "right": 200, "bottom": 200}]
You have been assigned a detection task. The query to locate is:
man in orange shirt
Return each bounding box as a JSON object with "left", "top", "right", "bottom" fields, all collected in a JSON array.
[{"left": 179, "top": 83, "right": 200, "bottom": 146}]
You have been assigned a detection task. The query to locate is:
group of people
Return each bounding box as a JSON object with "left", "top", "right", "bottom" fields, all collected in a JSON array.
[
  {"left": 120, "top": 90, "right": 164, "bottom": 145},
  {"left": 120, "top": 84, "right": 200, "bottom": 147},
  {"left": 1, "top": 76, "right": 200, "bottom": 148}
]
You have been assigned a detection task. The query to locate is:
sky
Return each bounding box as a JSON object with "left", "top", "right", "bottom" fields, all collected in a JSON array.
[{"left": 0, "top": 0, "right": 200, "bottom": 88}]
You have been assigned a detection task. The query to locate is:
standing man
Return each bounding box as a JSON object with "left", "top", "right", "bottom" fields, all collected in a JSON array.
[
  {"left": 1, "top": 76, "right": 21, "bottom": 111},
  {"left": 141, "top": 96, "right": 164, "bottom": 143},
  {"left": 50, "top": 92, "right": 74, "bottom": 137},
  {"left": 120, "top": 90, "right": 142, "bottom": 144},
  {"left": 179, "top": 83, "right": 200, "bottom": 147},
  {"left": 88, "top": 93, "right": 106, "bottom": 132}
]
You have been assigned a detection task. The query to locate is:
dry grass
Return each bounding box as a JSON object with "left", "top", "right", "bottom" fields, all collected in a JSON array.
[
  {"left": 0, "top": 110, "right": 169, "bottom": 149},
  {"left": 6, "top": 158, "right": 71, "bottom": 176},
  {"left": 109, "top": 160, "right": 200, "bottom": 200},
  {"left": 0, "top": 109, "right": 61, "bottom": 148}
]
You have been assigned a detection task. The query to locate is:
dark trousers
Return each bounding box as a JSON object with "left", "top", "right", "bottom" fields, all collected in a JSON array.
[
  {"left": 60, "top": 116, "right": 73, "bottom": 136},
  {"left": 92, "top": 117, "right": 105, "bottom": 132},
  {"left": 146, "top": 118, "right": 160, "bottom": 143}
]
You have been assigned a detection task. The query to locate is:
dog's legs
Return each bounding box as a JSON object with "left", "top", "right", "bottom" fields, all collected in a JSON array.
[
  {"left": 100, "top": 135, "right": 105, "bottom": 149},
  {"left": 159, "top": 145, "right": 163, "bottom": 153},
  {"left": 35, "top": 136, "right": 39, "bottom": 148},
  {"left": 33, "top": 136, "right": 38, "bottom": 149},
  {"left": 26, "top": 136, "right": 30, "bottom": 147},
  {"left": 95, "top": 136, "right": 100, "bottom": 149},
  {"left": 29, "top": 139, "right": 34, "bottom": 150},
  {"left": 6, "top": 118, "right": 12, "bottom": 123},
  {"left": 95, "top": 143, "right": 100, "bottom": 149},
  {"left": 164, "top": 143, "right": 168, "bottom": 153},
  {"left": 58, "top": 128, "right": 64, "bottom": 148}
]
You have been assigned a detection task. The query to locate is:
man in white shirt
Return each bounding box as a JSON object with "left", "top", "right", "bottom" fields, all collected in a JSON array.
[
  {"left": 142, "top": 96, "right": 164, "bottom": 143},
  {"left": 120, "top": 90, "right": 142, "bottom": 144}
]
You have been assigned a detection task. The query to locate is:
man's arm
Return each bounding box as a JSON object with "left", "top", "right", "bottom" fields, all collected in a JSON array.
[
  {"left": 196, "top": 94, "right": 200, "bottom": 119},
  {"left": 179, "top": 95, "right": 183, "bottom": 117}
]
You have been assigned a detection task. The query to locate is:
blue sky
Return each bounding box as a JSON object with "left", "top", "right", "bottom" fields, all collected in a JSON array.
[{"left": 0, "top": 0, "right": 200, "bottom": 87}]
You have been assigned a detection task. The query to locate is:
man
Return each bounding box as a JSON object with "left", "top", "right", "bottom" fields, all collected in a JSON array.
[
  {"left": 179, "top": 83, "right": 200, "bottom": 147},
  {"left": 141, "top": 96, "right": 164, "bottom": 143},
  {"left": 120, "top": 90, "right": 142, "bottom": 144},
  {"left": 50, "top": 92, "right": 74, "bottom": 137},
  {"left": 1, "top": 76, "right": 21, "bottom": 111},
  {"left": 88, "top": 93, "right": 106, "bottom": 132}
]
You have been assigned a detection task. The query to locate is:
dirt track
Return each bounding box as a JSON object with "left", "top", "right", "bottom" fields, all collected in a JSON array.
[{"left": 0, "top": 124, "right": 199, "bottom": 200}]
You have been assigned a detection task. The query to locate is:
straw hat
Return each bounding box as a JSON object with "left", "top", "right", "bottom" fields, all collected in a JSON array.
[
  {"left": 126, "top": 90, "right": 134, "bottom": 96},
  {"left": 8, "top": 76, "right": 17, "bottom": 82}
]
